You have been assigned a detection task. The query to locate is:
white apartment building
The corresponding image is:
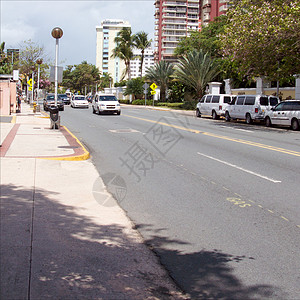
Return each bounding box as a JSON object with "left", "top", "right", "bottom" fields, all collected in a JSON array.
[
  {"left": 96, "top": 19, "right": 131, "bottom": 84},
  {"left": 130, "top": 48, "right": 155, "bottom": 79}
]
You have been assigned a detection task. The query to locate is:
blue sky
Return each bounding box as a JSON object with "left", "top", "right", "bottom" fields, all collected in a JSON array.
[{"left": 1, "top": 0, "right": 155, "bottom": 67}]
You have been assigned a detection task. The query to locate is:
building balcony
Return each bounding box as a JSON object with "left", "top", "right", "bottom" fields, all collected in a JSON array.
[
  {"left": 203, "top": 13, "right": 211, "bottom": 22},
  {"left": 162, "top": 1, "right": 186, "bottom": 7},
  {"left": 202, "top": 0, "right": 211, "bottom": 7}
]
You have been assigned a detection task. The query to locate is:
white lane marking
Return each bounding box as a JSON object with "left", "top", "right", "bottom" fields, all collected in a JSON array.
[
  {"left": 197, "top": 152, "right": 281, "bottom": 183},
  {"left": 220, "top": 126, "right": 253, "bottom": 133}
]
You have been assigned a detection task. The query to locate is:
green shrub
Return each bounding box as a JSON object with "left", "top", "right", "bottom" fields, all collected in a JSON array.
[
  {"left": 119, "top": 99, "right": 130, "bottom": 104},
  {"left": 132, "top": 99, "right": 153, "bottom": 105}
]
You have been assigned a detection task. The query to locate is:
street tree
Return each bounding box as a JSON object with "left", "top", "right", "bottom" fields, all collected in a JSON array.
[
  {"left": 97, "top": 73, "right": 113, "bottom": 91},
  {"left": 174, "top": 50, "right": 220, "bottom": 99},
  {"left": 112, "top": 27, "right": 134, "bottom": 80},
  {"left": 123, "top": 77, "right": 144, "bottom": 100},
  {"left": 17, "top": 40, "right": 49, "bottom": 84},
  {"left": 175, "top": 15, "right": 227, "bottom": 58},
  {"left": 133, "top": 31, "right": 152, "bottom": 78},
  {"left": 145, "top": 60, "right": 175, "bottom": 101},
  {"left": 62, "top": 61, "right": 100, "bottom": 93},
  {"left": 0, "top": 42, "right": 13, "bottom": 74},
  {"left": 220, "top": 0, "right": 300, "bottom": 82}
]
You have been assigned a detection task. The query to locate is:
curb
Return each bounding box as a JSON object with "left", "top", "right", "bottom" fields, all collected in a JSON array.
[{"left": 40, "top": 126, "right": 90, "bottom": 161}]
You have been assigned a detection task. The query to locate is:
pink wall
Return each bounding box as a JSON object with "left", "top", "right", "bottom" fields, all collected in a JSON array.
[{"left": 0, "top": 81, "right": 17, "bottom": 115}]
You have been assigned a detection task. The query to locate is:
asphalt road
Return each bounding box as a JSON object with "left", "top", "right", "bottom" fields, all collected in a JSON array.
[{"left": 60, "top": 104, "right": 300, "bottom": 299}]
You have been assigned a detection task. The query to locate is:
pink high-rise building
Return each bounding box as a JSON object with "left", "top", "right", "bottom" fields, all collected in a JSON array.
[{"left": 154, "top": 0, "right": 230, "bottom": 62}]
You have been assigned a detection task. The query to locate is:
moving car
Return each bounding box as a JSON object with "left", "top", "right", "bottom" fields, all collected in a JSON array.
[
  {"left": 196, "top": 94, "right": 234, "bottom": 119},
  {"left": 225, "top": 94, "right": 279, "bottom": 124},
  {"left": 70, "top": 95, "right": 89, "bottom": 108},
  {"left": 265, "top": 100, "right": 300, "bottom": 130},
  {"left": 43, "top": 94, "right": 64, "bottom": 111},
  {"left": 92, "top": 93, "right": 121, "bottom": 115},
  {"left": 59, "top": 94, "right": 70, "bottom": 105}
]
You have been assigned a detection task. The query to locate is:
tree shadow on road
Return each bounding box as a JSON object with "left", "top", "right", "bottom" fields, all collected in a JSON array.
[
  {"left": 135, "top": 223, "right": 285, "bottom": 300},
  {"left": 0, "top": 184, "right": 183, "bottom": 299},
  {"left": 1, "top": 184, "right": 285, "bottom": 300}
]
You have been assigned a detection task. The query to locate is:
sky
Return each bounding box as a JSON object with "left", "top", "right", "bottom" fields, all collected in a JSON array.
[{"left": 0, "top": 0, "right": 155, "bottom": 68}]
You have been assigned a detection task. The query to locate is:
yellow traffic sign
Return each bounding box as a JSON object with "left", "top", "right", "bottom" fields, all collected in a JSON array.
[
  {"left": 28, "top": 86, "right": 32, "bottom": 91},
  {"left": 150, "top": 83, "right": 157, "bottom": 91},
  {"left": 151, "top": 90, "right": 156, "bottom": 95},
  {"left": 27, "top": 79, "right": 35, "bottom": 87}
]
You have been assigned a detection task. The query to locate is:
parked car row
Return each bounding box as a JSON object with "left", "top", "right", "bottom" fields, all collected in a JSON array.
[{"left": 196, "top": 94, "right": 300, "bottom": 130}]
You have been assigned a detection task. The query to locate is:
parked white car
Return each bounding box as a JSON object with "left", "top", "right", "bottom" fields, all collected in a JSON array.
[
  {"left": 196, "top": 94, "right": 234, "bottom": 119},
  {"left": 265, "top": 100, "right": 300, "bottom": 130},
  {"left": 70, "top": 95, "right": 89, "bottom": 108},
  {"left": 225, "top": 94, "right": 279, "bottom": 124},
  {"left": 92, "top": 93, "right": 121, "bottom": 115}
]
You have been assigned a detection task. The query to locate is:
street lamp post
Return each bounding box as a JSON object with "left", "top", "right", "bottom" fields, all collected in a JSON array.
[
  {"left": 51, "top": 27, "right": 63, "bottom": 107},
  {"left": 36, "top": 58, "right": 43, "bottom": 105}
]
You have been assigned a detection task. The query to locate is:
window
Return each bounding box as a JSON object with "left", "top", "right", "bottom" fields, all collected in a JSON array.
[
  {"left": 236, "top": 96, "right": 245, "bottom": 105},
  {"left": 99, "top": 96, "right": 117, "bottom": 101},
  {"left": 291, "top": 102, "right": 300, "bottom": 110},
  {"left": 274, "top": 103, "right": 284, "bottom": 111},
  {"left": 244, "top": 96, "right": 255, "bottom": 105},
  {"left": 200, "top": 96, "right": 205, "bottom": 103},
  {"left": 205, "top": 95, "right": 212, "bottom": 103},
  {"left": 212, "top": 96, "right": 220, "bottom": 103},
  {"left": 269, "top": 97, "right": 279, "bottom": 106},
  {"left": 224, "top": 96, "right": 231, "bottom": 104},
  {"left": 259, "top": 96, "right": 268, "bottom": 106}
]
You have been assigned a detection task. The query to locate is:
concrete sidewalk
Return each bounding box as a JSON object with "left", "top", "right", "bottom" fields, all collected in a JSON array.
[{"left": 0, "top": 102, "right": 187, "bottom": 299}]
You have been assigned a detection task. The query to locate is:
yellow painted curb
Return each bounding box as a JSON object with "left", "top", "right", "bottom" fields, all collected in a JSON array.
[{"left": 39, "top": 126, "right": 90, "bottom": 161}]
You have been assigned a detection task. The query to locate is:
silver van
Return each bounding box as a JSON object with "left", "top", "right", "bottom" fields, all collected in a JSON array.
[
  {"left": 224, "top": 94, "right": 279, "bottom": 124},
  {"left": 196, "top": 94, "right": 234, "bottom": 119}
]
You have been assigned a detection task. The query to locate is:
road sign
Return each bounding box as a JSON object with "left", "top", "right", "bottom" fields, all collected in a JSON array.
[
  {"left": 150, "top": 83, "right": 157, "bottom": 91},
  {"left": 143, "top": 83, "right": 149, "bottom": 94},
  {"left": 27, "top": 79, "right": 33, "bottom": 86},
  {"left": 151, "top": 90, "right": 156, "bottom": 95},
  {"left": 28, "top": 86, "right": 32, "bottom": 91}
]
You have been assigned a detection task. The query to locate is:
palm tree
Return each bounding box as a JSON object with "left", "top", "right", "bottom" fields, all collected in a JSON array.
[
  {"left": 133, "top": 31, "right": 152, "bottom": 78},
  {"left": 111, "top": 27, "right": 134, "bottom": 80},
  {"left": 145, "top": 60, "right": 174, "bottom": 101},
  {"left": 174, "top": 50, "right": 220, "bottom": 99}
]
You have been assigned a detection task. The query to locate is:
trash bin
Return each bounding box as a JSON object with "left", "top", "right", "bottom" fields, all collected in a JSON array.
[{"left": 48, "top": 106, "right": 60, "bottom": 129}]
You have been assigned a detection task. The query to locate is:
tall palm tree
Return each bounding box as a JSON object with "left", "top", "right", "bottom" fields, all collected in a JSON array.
[
  {"left": 111, "top": 27, "right": 134, "bottom": 80},
  {"left": 133, "top": 31, "right": 152, "bottom": 78},
  {"left": 174, "top": 50, "right": 220, "bottom": 99},
  {"left": 145, "top": 60, "right": 174, "bottom": 101}
]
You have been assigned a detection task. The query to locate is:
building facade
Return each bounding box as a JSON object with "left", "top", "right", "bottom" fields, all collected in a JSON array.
[
  {"left": 130, "top": 47, "right": 155, "bottom": 79},
  {"left": 154, "top": 0, "right": 230, "bottom": 62},
  {"left": 96, "top": 19, "right": 131, "bottom": 84}
]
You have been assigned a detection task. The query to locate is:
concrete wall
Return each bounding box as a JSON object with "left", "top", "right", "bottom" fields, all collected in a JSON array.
[
  {"left": 231, "top": 87, "right": 295, "bottom": 100},
  {"left": 0, "top": 81, "right": 17, "bottom": 115}
]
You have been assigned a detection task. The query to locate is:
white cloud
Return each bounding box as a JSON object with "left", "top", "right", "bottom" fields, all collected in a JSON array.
[{"left": 0, "top": 0, "right": 155, "bottom": 67}]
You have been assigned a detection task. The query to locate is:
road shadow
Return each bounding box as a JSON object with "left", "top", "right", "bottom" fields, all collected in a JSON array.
[
  {"left": 134, "top": 223, "right": 285, "bottom": 300},
  {"left": 0, "top": 184, "right": 184, "bottom": 300}
]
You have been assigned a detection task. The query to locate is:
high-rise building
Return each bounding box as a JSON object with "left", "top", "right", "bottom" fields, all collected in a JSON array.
[
  {"left": 96, "top": 19, "right": 131, "bottom": 84},
  {"left": 154, "top": 0, "right": 230, "bottom": 62},
  {"left": 130, "top": 47, "right": 155, "bottom": 79}
]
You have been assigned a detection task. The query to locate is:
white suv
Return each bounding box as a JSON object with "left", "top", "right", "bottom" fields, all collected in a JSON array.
[{"left": 92, "top": 94, "right": 121, "bottom": 115}]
